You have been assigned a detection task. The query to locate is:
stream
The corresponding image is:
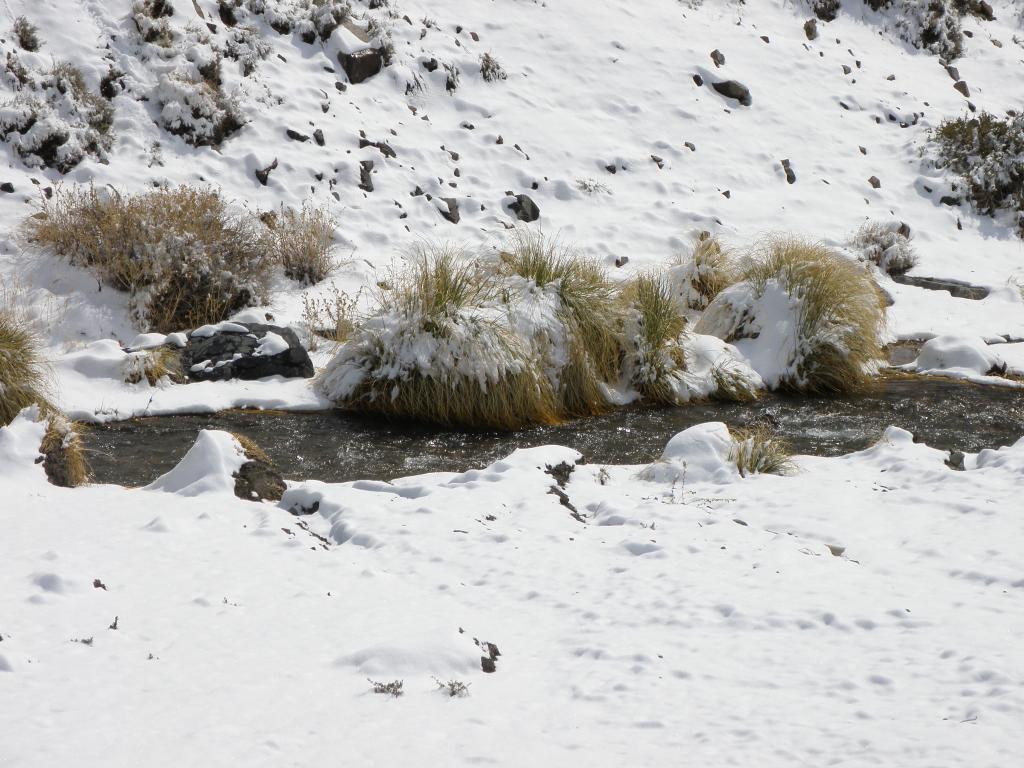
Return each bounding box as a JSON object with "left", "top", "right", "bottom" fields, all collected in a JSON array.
[{"left": 82, "top": 375, "right": 1024, "bottom": 487}]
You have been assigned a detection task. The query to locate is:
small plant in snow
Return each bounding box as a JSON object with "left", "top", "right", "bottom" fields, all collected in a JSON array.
[
  {"left": 575, "top": 178, "right": 611, "bottom": 196},
  {"left": 668, "top": 232, "right": 737, "bottom": 311},
  {"left": 728, "top": 423, "right": 795, "bottom": 477},
  {"left": 263, "top": 204, "right": 338, "bottom": 284},
  {"left": 931, "top": 112, "right": 1024, "bottom": 237},
  {"left": 849, "top": 221, "right": 919, "bottom": 274},
  {"left": 368, "top": 679, "right": 404, "bottom": 697},
  {"left": 13, "top": 16, "right": 42, "bottom": 52},
  {"left": 301, "top": 283, "right": 359, "bottom": 349},
  {"left": 225, "top": 25, "right": 272, "bottom": 76},
  {"left": 154, "top": 72, "right": 244, "bottom": 146},
  {"left": 433, "top": 678, "right": 470, "bottom": 698},
  {"left": 621, "top": 272, "right": 688, "bottom": 406},
  {"left": 479, "top": 52, "right": 507, "bottom": 82}
]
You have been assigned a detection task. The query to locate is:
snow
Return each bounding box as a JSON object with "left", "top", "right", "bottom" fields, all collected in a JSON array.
[
  {"left": 144, "top": 429, "right": 247, "bottom": 496},
  {"left": 254, "top": 330, "right": 290, "bottom": 356},
  {"left": 3, "top": 413, "right": 1024, "bottom": 765},
  {"left": 905, "top": 334, "right": 1024, "bottom": 387}
]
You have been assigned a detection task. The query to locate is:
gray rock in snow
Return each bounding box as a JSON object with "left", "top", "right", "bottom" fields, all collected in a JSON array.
[
  {"left": 182, "top": 323, "right": 313, "bottom": 382},
  {"left": 338, "top": 48, "right": 387, "bottom": 84},
  {"left": 508, "top": 194, "right": 540, "bottom": 222},
  {"left": 711, "top": 79, "right": 752, "bottom": 106}
]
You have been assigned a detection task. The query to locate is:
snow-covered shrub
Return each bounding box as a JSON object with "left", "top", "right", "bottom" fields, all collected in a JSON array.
[
  {"left": 131, "top": 0, "right": 176, "bottom": 47},
  {"left": 498, "top": 230, "right": 622, "bottom": 418},
  {"left": 861, "top": 1, "right": 997, "bottom": 60},
  {"left": 123, "top": 347, "right": 183, "bottom": 385},
  {"left": 243, "top": 0, "right": 352, "bottom": 41},
  {"left": 480, "top": 53, "right": 506, "bottom": 82},
  {"left": 301, "top": 282, "right": 358, "bottom": 349},
  {"left": 225, "top": 25, "right": 272, "bottom": 75},
  {"left": 728, "top": 424, "right": 795, "bottom": 477},
  {"left": 318, "top": 246, "right": 558, "bottom": 430},
  {"left": 669, "top": 232, "right": 736, "bottom": 311},
  {"left": 40, "top": 413, "right": 89, "bottom": 487},
  {"left": 931, "top": 112, "right": 1024, "bottom": 237},
  {"left": 263, "top": 204, "right": 337, "bottom": 284},
  {"left": 697, "top": 238, "right": 885, "bottom": 394},
  {"left": 0, "top": 308, "right": 51, "bottom": 426},
  {"left": 154, "top": 72, "right": 243, "bottom": 146},
  {"left": 849, "top": 221, "right": 919, "bottom": 274},
  {"left": 24, "top": 186, "right": 272, "bottom": 332},
  {"left": 12, "top": 16, "right": 42, "bottom": 52},
  {"left": 809, "top": 1, "right": 840, "bottom": 22},
  {"left": 0, "top": 62, "right": 113, "bottom": 172},
  {"left": 621, "top": 273, "right": 688, "bottom": 405}
]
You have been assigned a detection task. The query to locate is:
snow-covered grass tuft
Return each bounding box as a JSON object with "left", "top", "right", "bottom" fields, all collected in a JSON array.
[
  {"left": 728, "top": 423, "right": 795, "bottom": 477},
  {"left": 622, "top": 272, "right": 688, "bottom": 405},
  {"left": 479, "top": 52, "right": 507, "bottom": 82},
  {"left": 40, "top": 413, "right": 89, "bottom": 487},
  {"left": 0, "top": 307, "right": 52, "bottom": 426},
  {"left": 669, "top": 231, "right": 737, "bottom": 311},
  {"left": 498, "top": 230, "right": 621, "bottom": 417},
  {"left": 698, "top": 237, "right": 886, "bottom": 394},
  {"left": 319, "top": 245, "right": 559, "bottom": 430},
  {"left": 24, "top": 185, "right": 272, "bottom": 332},
  {"left": 264, "top": 204, "right": 338, "bottom": 285},
  {"left": 849, "top": 220, "right": 918, "bottom": 275},
  {"left": 931, "top": 111, "right": 1024, "bottom": 237},
  {"left": 12, "top": 16, "right": 42, "bottom": 52},
  {"left": 122, "top": 347, "right": 182, "bottom": 386},
  {"left": 710, "top": 359, "right": 760, "bottom": 402}
]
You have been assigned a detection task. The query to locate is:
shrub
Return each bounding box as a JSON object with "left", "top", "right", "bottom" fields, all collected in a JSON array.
[
  {"left": 0, "top": 308, "right": 51, "bottom": 426},
  {"left": 862, "top": 1, "right": 976, "bottom": 60},
  {"left": 301, "top": 283, "right": 358, "bottom": 350},
  {"left": 669, "top": 232, "right": 736, "bottom": 311},
  {"left": 13, "top": 16, "right": 41, "bottom": 51},
  {"left": 809, "top": 0, "right": 840, "bottom": 21},
  {"left": 154, "top": 73, "right": 243, "bottom": 147},
  {"left": 24, "top": 186, "right": 272, "bottom": 332},
  {"left": 932, "top": 112, "right": 1024, "bottom": 236},
  {"left": 123, "top": 347, "right": 183, "bottom": 385},
  {"left": 498, "top": 230, "right": 621, "bottom": 418},
  {"left": 728, "top": 424, "right": 795, "bottom": 477},
  {"left": 318, "top": 245, "right": 559, "bottom": 430},
  {"left": 849, "top": 221, "right": 919, "bottom": 274},
  {"left": 0, "top": 62, "right": 113, "bottom": 172},
  {"left": 621, "top": 273, "right": 688, "bottom": 405},
  {"left": 697, "top": 237, "right": 886, "bottom": 394},
  {"left": 479, "top": 52, "right": 506, "bottom": 82},
  {"left": 41, "top": 413, "right": 90, "bottom": 487},
  {"left": 368, "top": 679, "right": 404, "bottom": 697},
  {"left": 265, "top": 205, "right": 337, "bottom": 284}
]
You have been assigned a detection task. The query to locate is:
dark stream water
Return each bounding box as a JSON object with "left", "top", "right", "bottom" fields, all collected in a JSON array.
[{"left": 82, "top": 376, "right": 1024, "bottom": 487}]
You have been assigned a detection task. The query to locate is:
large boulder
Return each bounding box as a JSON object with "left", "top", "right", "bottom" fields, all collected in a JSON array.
[
  {"left": 338, "top": 48, "right": 386, "bottom": 84},
  {"left": 182, "top": 322, "right": 313, "bottom": 382}
]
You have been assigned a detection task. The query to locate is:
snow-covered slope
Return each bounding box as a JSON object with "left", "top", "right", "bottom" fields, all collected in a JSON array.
[{"left": 2, "top": 0, "right": 1023, "bottom": 352}]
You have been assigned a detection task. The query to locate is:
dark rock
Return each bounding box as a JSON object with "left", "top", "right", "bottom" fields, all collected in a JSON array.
[
  {"left": 438, "top": 197, "right": 460, "bottom": 224},
  {"left": 358, "top": 138, "right": 396, "bottom": 158},
  {"left": 811, "top": 0, "right": 839, "bottom": 21},
  {"left": 615, "top": 256, "right": 629, "bottom": 268},
  {"left": 0, "top": 182, "right": 14, "bottom": 193},
  {"left": 722, "top": 190, "right": 731, "bottom": 198},
  {"left": 886, "top": 74, "right": 895, "bottom": 81},
  {"left": 422, "top": 57, "right": 438, "bottom": 72},
  {"left": 684, "top": 141, "right": 696, "bottom": 151},
  {"left": 945, "top": 64, "right": 960, "bottom": 81},
  {"left": 889, "top": 273, "right": 989, "bottom": 300},
  {"left": 710, "top": 49, "right": 726, "bottom": 67},
  {"left": 939, "top": 195, "right": 960, "bottom": 206},
  {"left": 544, "top": 461, "right": 575, "bottom": 488},
  {"left": 868, "top": 175, "right": 881, "bottom": 189},
  {"left": 804, "top": 19, "right": 819, "bottom": 40},
  {"left": 218, "top": 2, "right": 237, "bottom": 26},
  {"left": 481, "top": 657, "right": 497, "bottom": 673},
  {"left": 234, "top": 459, "right": 286, "bottom": 503},
  {"left": 945, "top": 451, "right": 966, "bottom": 471},
  {"left": 182, "top": 323, "right": 314, "bottom": 382},
  {"left": 651, "top": 154, "right": 664, "bottom": 169},
  {"left": 359, "top": 160, "right": 374, "bottom": 192},
  {"left": 605, "top": 164, "right": 617, "bottom": 174},
  {"left": 508, "top": 194, "right": 540, "bottom": 222},
  {"left": 711, "top": 80, "right": 752, "bottom": 106},
  {"left": 953, "top": 80, "right": 970, "bottom": 98},
  {"left": 781, "top": 159, "right": 796, "bottom": 184},
  {"left": 692, "top": 73, "right": 704, "bottom": 87},
  {"left": 842, "top": 64, "right": 852, "bottom": 75},
  {"left": 313, "top": 129, "right": 325, "bottom": 146},
  {"left": 286, "top": 128, "right": 310, "bottom": 142},
  {"left": 338, "top": 48, "right": 386, "bottom": 84},
  {"left": 760, "top": 35, "right": 770, "bottom": 44},
  {"left": 255, "top": 158, "right": 278, "bottom": 186}
]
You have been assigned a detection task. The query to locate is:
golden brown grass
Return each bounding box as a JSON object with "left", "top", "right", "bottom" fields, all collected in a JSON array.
[
  {"left": 710, "top": 360, "right": 759, "bottom": 402},
  {"left": 497, "top": 230, "right": 621, "bottom": 417},
  {"left": 622, "top": 272, "right": 688, "bottom": 405},
  {"left": 231, "top": 432, "right": 272, "bottom": 464},
  {"left": 122, "top": 347, "right": 182, "bottom": 386},
  {"left": 301, "top": 283, "right": 359, "bottom": 351},
  {"left": 675, "top": 232, "right": 737, "bottom": 310},
  {"left": 264, "top": 204, "right": 337, "bottom": 285},
  {"left": 23, "top": 185, "right": 271, "bottom": 332},
  {"left": 40, "top": 414, "right": 90, "bottom": 487},
  {"left": 0, "top": 307, "right": 51, "bottom": 426},
  {"left": 728, "top": 424, "right": 795, "bottom": 477},
  {"left": 739, "top": 237, "right": 886, "bottom": 394}
]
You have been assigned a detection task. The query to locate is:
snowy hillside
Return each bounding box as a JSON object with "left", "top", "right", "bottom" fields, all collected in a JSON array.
[{"left": 2, "top": 1, "right": 1024, "bottom": 766}]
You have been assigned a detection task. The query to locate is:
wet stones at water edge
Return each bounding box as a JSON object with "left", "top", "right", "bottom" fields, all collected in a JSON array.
[{"left": 182, "top": 323, "right": 314, "bottom": 382}]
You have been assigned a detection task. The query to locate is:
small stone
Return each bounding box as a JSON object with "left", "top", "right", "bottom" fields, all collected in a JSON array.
[
  {"left": 0, "top": 182, "right": 14, "bottom": 193},
  {"left": 711, "top": 79, "right": 752, "bottom": 106},
  {"left": 868, "top": 175, "right": 881, "bottom": 190},
  {"left": 710, "top": 49, "right": 725, "bottom": 67},
  {"left": 438, "top": 197, "right": 460, "bottom": 224},
  {"left": 313, "top": 129, "right": 325, "bottom": 146},
  {"left": 804, "top": 19, "right": 818, "bottom": 41},
  {"left": 286, "top": 129, "right": 310, "bottom": 142},
  {"left": 359, "top": 160, "right": 374, "bottom": 192},
  {"left": 614, "top": 256, "right": 629, "bottom": 268},
  {"left": 255, "top": 158, "right": 278, "bottom": 186},
  {"left": 684, "top": 141, "right": 696, "bottom": 151},
  {"left": 508, "top": 194, "right": 540, "bottom": 222},
  {"left": 859, "top": 146, "right": 867, "bottom": 155},
  {"left": 953, "top": 80, "right": 970, "bottom": 98},
  {"left": 945, "top": 64, "right": 960, "bottom": 81},
  {"left": 692, "top": 73, "right": 704, "bottom": 87},
  {"left": 651, "top": 154, "right": 664, "bottom": 169},
  {"left": 842, "top": 64, "right": 852, "bottom": 75},
  {"left": 722, "top": 190, "right": 731, "bottom": 199},
  {"left": 781, "top": 159, "right": 796, "bottom": 184}
]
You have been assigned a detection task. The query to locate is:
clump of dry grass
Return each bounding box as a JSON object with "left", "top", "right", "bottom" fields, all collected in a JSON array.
[
  {"left": 671, "top": 231, "right": 737, "bottom": 310},
  {"left": 23, "top": 185, "right": 272, "bottom": 332},
  {"left": 710, "top": 360, "right": 759, "bottom": 402},
  {"left": 849, "top": 220, "right": 918, "bottom": 274},
  {"left": 231, "top": 432, "right": 271, "bottom": 464},
  {"left": 479, "top": 52, "right": 506, "bottom": 82},
  {"left": 301, "top": 283, "right": 358, "bottom": 351},
  {"left": 0, "top": 307, "right": 52, "bottom": 426},
  {"left": 622, "top": 272, "right": 688, "bottom": 405},
  {"left": 700, "top": 237, "right": 885, "bottom": 394},
  {"left": 320, "top": 244, "right": 559, "bottom": 430},
  {"left": 728, "top": 423, "right": 795, "bottom": 477},
  {"left": 498, "top": 230, "right": 621, "bottom": 418},
  {"left": 40, "top": 413, "right": 90, "bottom": 487},
  {"left": 122, "top": 347, "right": 182, "bottom": 386},
  {"left": 264, "top": 204, "right": 337, "bottom": 285},
  {"left": 13, "top": 16, "right": 41, "bottom": 52}
]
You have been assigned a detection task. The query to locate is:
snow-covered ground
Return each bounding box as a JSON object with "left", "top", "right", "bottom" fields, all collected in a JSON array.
[
  {"left": 2, "top": 413, "right": 1023, "bottom": 766},
  {"left": 0, "top": 0, "right": 1023, "bottom": 415},
  {"left": 3, "top": 2, "right": 1024, "bottom": 764}
]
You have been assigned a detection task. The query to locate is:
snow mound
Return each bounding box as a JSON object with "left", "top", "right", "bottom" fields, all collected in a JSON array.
[
  {"left": 144, "top": 430, "right": 246, "bottom": 496},
  {"left": 639, "top": 422, "right": 739, "bottom": 484}
]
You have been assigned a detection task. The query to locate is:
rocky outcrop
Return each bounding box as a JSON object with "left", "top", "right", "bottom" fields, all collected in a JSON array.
[
  {"left": 338, "top": 48, "right": 387, "bottom": 84},
  {"left": 182, "top": 323, "right": 313, "bottom": 382}
]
